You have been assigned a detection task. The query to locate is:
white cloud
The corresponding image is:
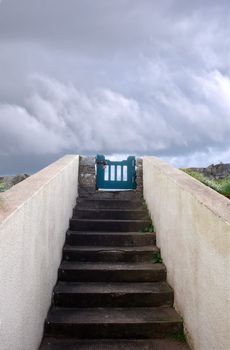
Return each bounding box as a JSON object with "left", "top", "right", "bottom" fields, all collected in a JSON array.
[
  {"left": 1, "top": 1, "right": 230, "bottom": 172},
  {"left": 1, "top": 71, "right": 230, "bottom": 168},
  {"left": 0, "top": 103, "right": 66, "bottom": 156},
  {"left": 165, "top": 147, "right": 230, "bottom": 168}
]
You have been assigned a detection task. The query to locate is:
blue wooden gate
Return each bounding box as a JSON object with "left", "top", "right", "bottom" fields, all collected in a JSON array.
[{"left": 96, "top": 155, "right": 136, "bottom": 190}]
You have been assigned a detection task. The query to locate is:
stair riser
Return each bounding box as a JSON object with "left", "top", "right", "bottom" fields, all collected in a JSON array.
[
  {"left": 54, "top": 293, "right": 173, "bottom": 308},
  {"left": 58, "top": 269, "right": 166, "bottom": 282},
  {"left": 66, "top": 233, "right": 156, "bottom": 247},
  {"left": 73, "top": 210, "right": 149, "bottom": 220},
  {"left": 77, "top": 200, "right": 144, "bottom": 210},
  {"left": 63, "top": 250, "right": 155, "bottom": 262},
  {"left": 69, "top": 220, "right": 151, "bottom": 232},
  {"left": 45, "top": 323, "right": 182, "bottom": 339}
]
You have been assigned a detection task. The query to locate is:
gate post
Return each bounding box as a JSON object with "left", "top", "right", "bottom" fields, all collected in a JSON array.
[
  {"left": 96, "top": 155, "right": 106, "bottom": 189},
  {"left": 79, "top": 156, "right": 96, "bottom": 189},
  {"left": 136, "top": 158, "right": 143, "bottom": 193}
]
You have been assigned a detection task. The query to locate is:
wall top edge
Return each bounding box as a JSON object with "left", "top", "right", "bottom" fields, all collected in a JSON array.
[
  {"left": 0, "top": 155, "right": 79, "bottom": 225},
  {"left": 143, "top": 156, "right": 230, "bottom": 226}
]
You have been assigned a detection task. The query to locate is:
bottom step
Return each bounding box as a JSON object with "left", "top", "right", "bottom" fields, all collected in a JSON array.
[
  {"left": 45, "top": 307, "right": 182, "bottom": 339},
  {"left": 40, "top": 338, "right": 190, "bottom": 350}
]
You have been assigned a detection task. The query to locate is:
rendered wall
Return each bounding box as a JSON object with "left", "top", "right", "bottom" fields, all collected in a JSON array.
[
  {"left": 0, "top": 155, "right": 79, "bottom": 350},
  {"left": 143, "top": 157, "right": 230, "bottom": 350}
]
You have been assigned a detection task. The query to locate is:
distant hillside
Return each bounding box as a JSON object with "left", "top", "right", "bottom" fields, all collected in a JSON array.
[
  {"left": 182, "top": 164, "right": 230, "bottom": 199},
  {"left": 0, "top": 174, "right": 29, "bottom": 192},
  {"left": 187, "top": 163, "right": 230, "bottom": 180}
]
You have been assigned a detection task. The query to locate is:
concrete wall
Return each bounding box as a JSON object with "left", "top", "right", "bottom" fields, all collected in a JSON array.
[
  {"left": 143, "top": 157, "right": 230, "bottom": 350},
  {"left": 0, "top": 155, "right": 79, "bottom": 350}
]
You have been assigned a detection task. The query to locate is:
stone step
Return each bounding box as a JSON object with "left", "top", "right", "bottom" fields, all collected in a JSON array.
[
  {"left": 45, "top": 307, "right": 182, "bottom": 339},
  {"left": 69, "top": 219, "right": 151, "bottom": 232},
  {"left": 58, "top": 262, "right": 166, "bottom": 282},
  {"left": 63, "top": 245, "right": 158, "bottom": 262},
  {"left": 76, "top": 199, "right": 144, "bottom": 210},
  {"left": 73, "top": 208, "right": 149, "bottom": 220},
  {"left": 78, "top": 187, "right": 143, "bottom": 200},
  {"left": 66, "top": 231, "right": 156, "bottom": 247},
  {"left": 53, "top": 281, "right": 173, "bottom": 307},
  {"left": 38, "top": 158, "right": 190, "bottom": 349},
  {"left": 40, "top": 338, "right": 190, "bottom": 350}
]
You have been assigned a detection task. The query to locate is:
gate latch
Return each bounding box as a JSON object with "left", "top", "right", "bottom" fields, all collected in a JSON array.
[{"left": 96, "top": 159, "right": 107, "bottom": 168}]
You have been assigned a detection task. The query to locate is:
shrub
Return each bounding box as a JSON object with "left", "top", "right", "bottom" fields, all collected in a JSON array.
[
  {"left": 0, "top": 182, "right": 5, "bottom": 192},
  {"left": 181, "top": 169, "right": 230, "bottom": 198}
]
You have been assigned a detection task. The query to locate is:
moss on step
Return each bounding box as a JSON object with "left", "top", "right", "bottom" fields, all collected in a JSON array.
[
  {"left": 140, "top": 223, "right": 155, "bottom": 233},
  {"left": 152, "top": 251, "right": 163, "bottom": 264},
  {"left": 171, "top": 326, "right": 187, "bottom": 343}
]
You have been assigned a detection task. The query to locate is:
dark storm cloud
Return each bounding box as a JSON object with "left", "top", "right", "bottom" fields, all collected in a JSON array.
[{"left": 0, "top": 0, "right": 230, "bottom": 173}]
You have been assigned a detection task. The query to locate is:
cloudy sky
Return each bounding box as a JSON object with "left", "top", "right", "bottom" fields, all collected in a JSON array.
[{"left": 1, "top": 0, "right": 230, "bottom": 174}]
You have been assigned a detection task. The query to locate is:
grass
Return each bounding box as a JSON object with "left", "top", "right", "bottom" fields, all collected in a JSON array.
[
  {"left": 182, "top": 169, "right": 230, "bottom": 198},
  {"left": 0, "top": 181, "right": 6, "bottom": 192}
]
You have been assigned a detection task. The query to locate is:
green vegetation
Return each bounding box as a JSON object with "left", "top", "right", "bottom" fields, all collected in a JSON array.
[
  {"left": 182, "top": 169, "right": 230, "bottom": 198},
  {"left": 172, "top": 326, "right": 187, "bottom": 343},
  {"left": 152, "top": 250, "right": 163, "bottom": 264},
  {"left": 141, "top": 223, "right": 155, "bottom": 233},
  {"left": 0, "top": 181, "right": 5, "bottom": 192}
]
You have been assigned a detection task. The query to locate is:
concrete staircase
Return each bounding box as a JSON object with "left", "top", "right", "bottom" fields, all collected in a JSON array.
[{"left": 39, "top": 161, "right": 190, "bottom": 349}]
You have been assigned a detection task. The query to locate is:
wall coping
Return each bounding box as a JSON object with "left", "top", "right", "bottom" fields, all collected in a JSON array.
[
  {"left": 144, "top": 156, "right": 230, "bottom": 226},
  {"left": 0, "top": 155, "right": 79, "bottom": 225}
]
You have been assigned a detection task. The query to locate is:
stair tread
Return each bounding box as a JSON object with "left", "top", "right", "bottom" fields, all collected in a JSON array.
[
  {"left": 67, "top": 231, "right": 155, "bottom": 236},
  {"left": 73, "top": 209, "right": 149, "bottom": 219},
  {"left": 77, "top": 199, "right": 144, "bottom": 207},
  {"left": 60, "top": 262, "right": 164, "bottom": 271},
  {"left": 76, "top": 199, "right": 145, "bottom": 210},
  {"left": 74, "top": 209, "right": 147, "bottom": 212},
  {"left": 63, "top": 245, "right": 158, "bottom": 252},
  {"left": 54, "top": 281, "right": 172, "bottom": 294},
  {"left": 71, "top": 219, "right": 151, "bottom": 223},
  {"left": 40, "top": 338, "right": 190, "bottom": 349},
  {"left": 47, "top": 307, "right": 182, "bottom": 324},
  {"left": 78, "top": 198, "right": 143, "bottom": 202},
  {"left": 66, "top": 231, "right": 156, "bottom": 248},
  {"left": 79, "top": 188, "right": 139, "bottom": 192}
]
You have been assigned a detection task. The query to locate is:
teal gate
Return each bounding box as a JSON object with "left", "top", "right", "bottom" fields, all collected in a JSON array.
[{"left": 96, "top": 155, "right": 136, "bottom": 190}]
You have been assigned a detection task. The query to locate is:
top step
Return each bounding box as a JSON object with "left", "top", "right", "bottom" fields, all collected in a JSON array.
[{"left": 78, "top": 187, "right": 143, "bottom": 201}]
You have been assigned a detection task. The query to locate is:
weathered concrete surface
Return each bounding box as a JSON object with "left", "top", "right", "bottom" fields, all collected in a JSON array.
[
  {"left": 143, "top": 157, "right": 230, "bottom": 350},
  {"left": 136, "top": 158, "right": 143, "bottom": 192},
  {"left": 0, "top": 155, "right": 79, "bottom": 350}
]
